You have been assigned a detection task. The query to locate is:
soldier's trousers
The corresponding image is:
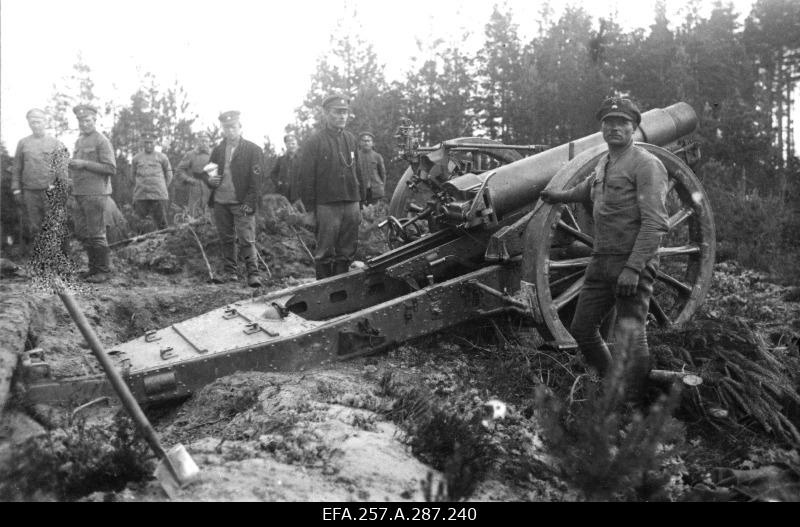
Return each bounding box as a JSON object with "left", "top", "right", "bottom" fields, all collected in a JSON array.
[
  {"left": 134, "top": 199, "right": 168, "bottom": 230},
  {"left": 73, "top": 195, "right": 108, "bottom": 249},
  {"left": 213, "top": 202, "right": 257, "bottom": 275},
  {"left": 22, "top": 189, "right": 48, "bottom": 240},
  {"left": 569, "top": 254, "right": 655, "bottom": 394},
  {"left": 314, "top": 202, "right": 361, "bottom": 271}
]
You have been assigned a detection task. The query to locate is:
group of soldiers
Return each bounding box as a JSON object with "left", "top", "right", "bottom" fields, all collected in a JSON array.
[
  {"left": 11, "top": 93, "right": 665, "bottom": 397},
  {"left": 9, "top": 93, "right": 387, "bottom": 287}
]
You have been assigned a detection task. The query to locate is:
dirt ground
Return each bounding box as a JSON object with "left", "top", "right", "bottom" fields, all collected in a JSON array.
[{"left": 1, "top": 198, "right": 799, "bottom": 502}]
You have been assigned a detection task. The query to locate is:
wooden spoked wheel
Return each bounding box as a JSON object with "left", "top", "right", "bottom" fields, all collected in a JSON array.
[
  {"left": 387, "top": 138, "right": 522, "bottom": 247},
  {"left": 522, "top": 143, "right": 716, "bottom": 349}
]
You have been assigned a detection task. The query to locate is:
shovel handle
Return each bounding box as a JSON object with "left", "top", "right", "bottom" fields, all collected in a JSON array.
[{"left": 57, "top": 290, "right": 169, "bottom": 461}]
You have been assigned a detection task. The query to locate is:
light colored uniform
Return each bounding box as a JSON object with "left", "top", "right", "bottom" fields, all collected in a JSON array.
[
  {"left": 12, "top": 134, "right": 67, "bottom": 238},
  {"left": 71, "top": 130, "right": 116, "bottom": 248},
  {"left": 175, "top": 147, "right": 211, "bottom": 214}
]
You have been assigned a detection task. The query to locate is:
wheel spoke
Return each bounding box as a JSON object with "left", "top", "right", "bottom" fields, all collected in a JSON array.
[
  {"left": 553, "top": 276, "right": 585, "bottom": 311},
  {"left": 668, "top": 208, "right": 694, "bottom": 230},
  {"left": 556, "top": 220, "right": 594, "bottom": 248},
  {"left": 649, "top": 297, "right": 671, "bottom": 326},
  {"left": 667, "top": 179, "right": 677, "bottom": 194},
  {"left": 562, "top": 206, "right": 580, "bottom": 231},
  {"left": 656, "top": 270, "right": 693, "bottom": 296},
  {"left": 549, "top": 269, "right": 585, "bottom": 289},
  {"left": 547, "top": 257, "right": 591, "bottom": 269},
  {"left": 658, "top": 244, "right": 700, "bottom": 257}
]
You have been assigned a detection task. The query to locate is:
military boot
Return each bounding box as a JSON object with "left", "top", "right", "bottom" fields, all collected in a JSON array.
[
  {"left": 85, "top": 246, "right": 111, "bottom": 283},
  {"left": 79, "top": 246, "right": 96, "bottom": 279},
  {"left": 333, "top": 260, "right": 351, "bottom": 276},
  {"left": 315, "top": 262, "right": 333, "bottom": 280}
]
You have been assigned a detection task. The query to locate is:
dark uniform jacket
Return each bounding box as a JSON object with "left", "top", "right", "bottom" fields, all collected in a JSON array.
[
  {"left": 297, "top": 127, "right": 364, "bottom": 209},
  {"left": 269, "top": 153, "right": 297, "bottom": 200},
  {"left": 560, "top": 142, "right": 669, "bottom": 273},
  {"left": 205, "top": 138, "right": 264, "bottom": 211},
  {"left": 358, "top": 149, "right": 386, "bottom": 199}
]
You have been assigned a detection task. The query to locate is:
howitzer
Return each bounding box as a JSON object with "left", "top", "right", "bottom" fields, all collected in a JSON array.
[{"left": 21, "top": 103, "right": 715, "bottom": 407}]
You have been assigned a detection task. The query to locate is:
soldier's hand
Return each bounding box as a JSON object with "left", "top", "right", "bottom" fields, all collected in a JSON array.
[
  {"left": 240, "top": 204, "right": 254, "bottom": 216},
  {"left": 540, "top": 189, "right": 565, "bottom": 204},
  {"left": 68, "top": 159, "right": 86, "bottom": 170},
  {"left": 12, "top": 191, "right": 23, "bottom": 206},
  {"left": 616, "top": 267, "right": 640, "bottom": 297}
]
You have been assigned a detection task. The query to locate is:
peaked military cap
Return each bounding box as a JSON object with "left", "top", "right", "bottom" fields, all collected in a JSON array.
[
  {"left": 73, "top": 104, "right": 98, "bottom": 118},
  {"left": 218, "top": 111, "right": 241, "bottom": 124},
  {"left": 596, "top": 97, "right": 641, "bottom": 126},
  {"left": 141, "top": 131, "right": 157, "bottom": 141},
  {"left": 26, "top": 108, "right": 47, "bottom": 120},
  {"left": 322, "top": 94, "right": 350, "bottom": 110},
  {"left": 359, "top": 131, "right": 374, "bottom": 140}
]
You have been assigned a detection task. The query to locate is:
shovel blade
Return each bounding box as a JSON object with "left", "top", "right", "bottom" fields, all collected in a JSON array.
[{"left": 154, "top": 444, "right": 200, "bottom": 499}]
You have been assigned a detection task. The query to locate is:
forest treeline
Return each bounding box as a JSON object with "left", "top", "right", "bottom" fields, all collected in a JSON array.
[{"left": 2, "top": 0, "right": 799, "bottom": 280}]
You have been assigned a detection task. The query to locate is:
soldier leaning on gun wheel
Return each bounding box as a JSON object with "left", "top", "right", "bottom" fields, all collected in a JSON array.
[
  {"left": 540, "top": 97, "right": 670, "bottom": 399},
  {"left": 68, "top": 104, "right": 117, "bottom": 284}
]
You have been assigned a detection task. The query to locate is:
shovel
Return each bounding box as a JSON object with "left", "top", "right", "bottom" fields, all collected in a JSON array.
[{"left": 55, "top": 280, "right": 199, "bottom": 498}]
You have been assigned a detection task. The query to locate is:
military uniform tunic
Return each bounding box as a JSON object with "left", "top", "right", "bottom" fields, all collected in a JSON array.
[
  {"left": 12, "top": 135, "right": 65, "bottom": 191},
  {"left": 12, "top": 134, "right": 68, "bottom": 240},
  {"left": 71, "top": 130, "right": 116, "bottom": 195},
  {"left": 131, "top": 151, "right": 173, "bottom": 200}
]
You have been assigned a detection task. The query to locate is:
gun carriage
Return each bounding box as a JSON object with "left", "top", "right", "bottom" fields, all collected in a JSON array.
[{"left": 21, "top": 103, "right": 715, "bottom": 406}]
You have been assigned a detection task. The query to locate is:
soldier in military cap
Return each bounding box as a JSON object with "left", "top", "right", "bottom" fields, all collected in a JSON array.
[
  {"left": 131, "top": 131, "right": 173, "bottom": 230},
  {"left": 541, "top": 97, "right": 669, "bottom": 398},
  {"left": 297, "top": 93, "right": 365, "bottom": 279},
  {"left": 269, "top": 133, "right": 299, "bottom": 201},
  {"left": 175, "top": 132, "right": 212, "bottom": 216},
  {"left": 11, "top": 108, "right": 69, "bottom": 247},
  {"left": 69, "top": 104, "right": 117, "bottom": 283},
  {"left": 204, "top": 111, "right": 264, "bottom": 287},
  {"left": 357, "top": 131, "right": 386, "bottom": 206}
]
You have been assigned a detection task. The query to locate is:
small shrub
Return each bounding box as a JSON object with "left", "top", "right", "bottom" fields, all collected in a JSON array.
[
  {"left": 536, "top": 348, "right": 686, "bottom": 501},
  {"left": 378, "top": 371, "right": 492, "bottom": 501},
  {"left": 0, "top": 414, "right": 153, "bottom": 501}
]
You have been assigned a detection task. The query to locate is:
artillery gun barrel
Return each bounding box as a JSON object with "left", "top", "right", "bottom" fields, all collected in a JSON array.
[{"left": 447, "top": 102, "right": 698, "bottom": 219}]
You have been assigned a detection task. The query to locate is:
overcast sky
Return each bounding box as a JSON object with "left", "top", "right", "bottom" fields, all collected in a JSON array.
[{"left": 0, "top": 0, "right": 779, "bottom": 152}]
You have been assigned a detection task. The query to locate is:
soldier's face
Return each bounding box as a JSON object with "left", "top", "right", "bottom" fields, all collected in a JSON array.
[
  {"left": 27, "top": 117, "right": 46, "bottom": 136},
  {"left": 198, "top": 136, "right": 210, "bottom": 150},
  {"left": 143, "top": 140, "right": 155, "bottom": 154},
  {"left": 601, "top": 116, "right": 634, "bottom": 148},
  {"left": 325, "top": 107, "right": 349, "bottom": 130},
  {"left": 360, "top": 136, "right": 373, "bottom": 151},
  {"left": 223, "top": 122, "right": 242, "bottom": 141},
  {"left": 285, "top": 137, "right": 298, "bottom": 154},
  {"left": 78, "top": 115, "right": 96, "bottom": 134}
]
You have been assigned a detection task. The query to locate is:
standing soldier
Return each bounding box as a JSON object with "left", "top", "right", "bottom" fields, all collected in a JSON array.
[
  {"left": 68, "top": 104, "right": 117, "bottom": 283},
  {"left": 131, "top": 131, "right": 173, "bottom": 230},
  {"left": 357, "top": 131, "right": 386, "bottom": 206},
  {"left": 204, "top": 111, "right": 264, "bottom": 287},
  {"left": 269, "top": 133, "right": 299, "bottom": 201},
  {"left": 11, "top": 109, "right": 68, "bottom": 247},
  {"left": 297, "top": 94, "right": 364, "bottom": 279},
  {"left": 540, "top": 97, "right": 669, "bottom": 398},
  {"left": 175, "top": 132, "right": 212, "bottom": 217}
]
